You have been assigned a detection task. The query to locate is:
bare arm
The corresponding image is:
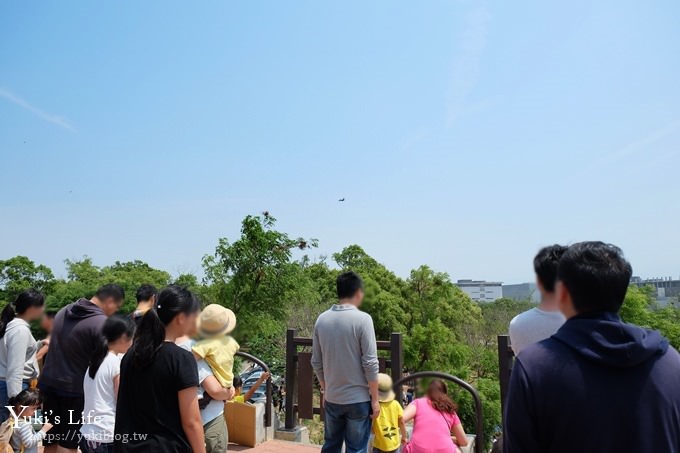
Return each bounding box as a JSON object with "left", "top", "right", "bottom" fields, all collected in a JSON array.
[
  {"left": 243, "top": 372, "right": 270, "bottom": 402},
  {"left": 202, "top": 375, "right": 235, "bottom": 401},
  {"left": 178, "top": 387, "right": 206, "bottom": 453},
  {"left": 402, "top": 402, "right": 417, "bottom": 423},
  {"left": 113, "top": 375, "right": 121, "bottom": 401},
  {"left": 399, "top": 416, "right": 407, "bottom": 444},
  {"left": 452, "top": 422, "right": 468, "bottom": 447}
]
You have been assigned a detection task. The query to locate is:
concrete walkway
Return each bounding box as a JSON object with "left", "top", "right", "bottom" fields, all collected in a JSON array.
[{"left": 229, "top": 440, "right": 321, "bottom": 452}]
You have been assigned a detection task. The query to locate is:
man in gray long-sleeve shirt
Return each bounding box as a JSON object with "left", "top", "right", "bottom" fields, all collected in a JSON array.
[{"left": 312, "top": 271, "right": 380, "bottom": 453}]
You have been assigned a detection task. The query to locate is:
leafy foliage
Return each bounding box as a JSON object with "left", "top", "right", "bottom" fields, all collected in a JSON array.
[{"left": 4, "top": 214, "right": 680, "bottom": 447}]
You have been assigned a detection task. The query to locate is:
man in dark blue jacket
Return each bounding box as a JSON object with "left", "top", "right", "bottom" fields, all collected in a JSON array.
[{"left": 504, "top": 241, "right": 680, "bottom": 453}]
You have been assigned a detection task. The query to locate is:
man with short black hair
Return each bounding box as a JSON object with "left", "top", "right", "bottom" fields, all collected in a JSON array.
[
  {"left": 40, "top": 283, "right": 125, "bottom": 453},
  {"left": 131, "top": 283, "right": 157, "bottom": 326},
  {"left": 312, "top": 271, "right": 380, "bottom": 453},
  {"left": 509, "top": 245, "right": 567, "bottom": 354},
  {"left": 504, "top": 242, "right": 680, "bottom": 452}
]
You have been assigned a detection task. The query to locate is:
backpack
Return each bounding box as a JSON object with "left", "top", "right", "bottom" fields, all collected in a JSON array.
[{"left": 0, "top": 417, "right": 15, "bottom": 453}]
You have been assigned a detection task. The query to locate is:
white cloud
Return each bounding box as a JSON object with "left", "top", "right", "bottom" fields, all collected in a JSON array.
[
  {"left": 588, "top": 118, "right": 680, "bottom": 169},
  {"left": 0, "top": 87, "right": 75, "bottom": 131},
  {"left": 446, "top": 5, "right": 492, "bottom": 126}
]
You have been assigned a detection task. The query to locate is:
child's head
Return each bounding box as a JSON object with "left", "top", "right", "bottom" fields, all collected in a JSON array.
[
  {"left": 8, "top": 389, "right": 41, "bottom": 417},
  {"left": 377, "top": 373, "right": 395, "bottom": 403},
  {"left": 233, "top": 376, "right": 243, "bottom": 396},
  {"left": 104, "top": 315, "right": 135, "bottom": 355},
  {"left": 196, "top": 304, "right": 236, "bottom": 340},
  {"left": 40, "top": 310, "right": 57, "bottom": 334}
]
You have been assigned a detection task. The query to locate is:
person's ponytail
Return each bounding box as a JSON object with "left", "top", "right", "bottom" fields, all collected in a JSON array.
[
  {"left": 129, "top": 309, "right": 165, "bottom": 368},
  {"left": 128, "top": 285, "right": 200, "bottom": 368},
  {"left": 0, "top": 289, "right": 45, "bottom": 339}
]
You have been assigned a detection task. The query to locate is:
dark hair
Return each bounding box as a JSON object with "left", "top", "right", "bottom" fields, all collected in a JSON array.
[
  {"left": 8, "top": 388, "right": 42, "bottom": 408},
  {"left": 136, "top": 284, "right": 157, "bottom": 303},
  {"left": 95, "top": 284, "right": 125, "bottom": 303},
  {"left": 426, "top": 379, "right": 458, "bottom": 414},
  {"left": 233, "top": 376, "right": 243, "bottom": 388},
  {"left": 336, "top": 271, "right": 363, "bottom": 299},
  {"left": 557, "top": 241, "right": 633, "bottom": 314},
  {"left": 128, "top": 285, "right": 200, "bottom": 367},
  {"left": 89, "top": 315, "right": 135, "bottom": 379},
  {"left": 534, "top": 245, "right": 568, "bottom": 292},
  {"left": 0, "top": 289, "right": 45, "bottom": 338},
  {"left": 44, "top": 310, "right": 58, "bottom": 319}
]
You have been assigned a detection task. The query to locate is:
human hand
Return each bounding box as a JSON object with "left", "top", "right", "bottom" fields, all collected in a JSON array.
[
  {"left": 371, "top": 400, "right": 380, "bottom": 419},
  {"left": 41, "top": 422, "right": 53, "bottom": 433},
  {"left": 226, "top": 386, "right": 236, "bottom": 401}
]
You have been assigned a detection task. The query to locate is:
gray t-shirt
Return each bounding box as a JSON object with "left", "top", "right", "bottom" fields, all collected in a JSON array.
[
  {"left": 311, "top": 304, "right": 379, "bottom": 405},
  {"left": 509, "top": 307, "right": 566, "bottom": 355}
]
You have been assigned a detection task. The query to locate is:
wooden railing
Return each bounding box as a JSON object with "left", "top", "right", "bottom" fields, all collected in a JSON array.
[{"left": 283, "top": 328, "right": 404, "bottom": 430}]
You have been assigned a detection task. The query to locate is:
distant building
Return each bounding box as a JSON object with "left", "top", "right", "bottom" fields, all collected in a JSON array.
[
  {"left": 456, "top": 279, "right": 503, "bottom": 303},
  {"left": 503, "top": 283, "right": 540, "bottom": 303},
  {"left": 631, "top": 276, "right": 680, "bottom": 305}
]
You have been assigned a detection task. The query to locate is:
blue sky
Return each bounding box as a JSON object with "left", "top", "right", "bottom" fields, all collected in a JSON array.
[{"left": 1, "top": 1, "right": 679, "bottom": 283}]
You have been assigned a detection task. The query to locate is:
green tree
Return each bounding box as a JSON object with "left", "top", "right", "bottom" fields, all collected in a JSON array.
[
  {"left": 0, "top": 256, "right": 55, "bottom": 303},
  {"left": 202, "top": 213, "right": 318, "bottom": 371}
]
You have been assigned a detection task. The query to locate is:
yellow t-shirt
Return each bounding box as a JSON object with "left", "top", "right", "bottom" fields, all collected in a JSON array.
[
  {"left": 372, "top": 400, "right": 403, "bottom": 452},
  {"left": 192, "top": 336, "right": 240, "bottom": 388}
]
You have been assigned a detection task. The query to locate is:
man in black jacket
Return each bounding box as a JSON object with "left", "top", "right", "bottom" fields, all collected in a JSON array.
[
  {"left": 504, "top": 241, "right": 680, "bottom": 453},
  {"left": 40, "top": 284, "right": 124, "bottom": 453}
]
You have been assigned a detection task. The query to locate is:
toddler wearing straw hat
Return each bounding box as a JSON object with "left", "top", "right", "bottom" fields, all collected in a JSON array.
[
  {"left": 192, "top": 304, "right": 239, "bottom": 388},
  {"left": 372, "top": 373, "right": 407, "bottom": 453}
]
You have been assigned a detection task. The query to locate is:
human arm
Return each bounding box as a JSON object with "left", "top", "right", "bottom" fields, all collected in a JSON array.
[
  {"left": 398, "top": 416, "right": 408, "bottom": 444},
  {"left": 202, "top": 374, "right": 236, "bottom": 401},
  {"left": 452, "top": 420, "right": 468, "bottom": 447},
  {"left": 178, "top": 387, "right": 206, "bottom": 453},
  {"left": 35, "top": 339, "right": 49, "bottom": 361},
  {"left": 361, "top": 316, "right": 380, "bottom": 419},
  {"left": 242, "top": 371, "right": 270, "bottom": 402},
  {"left": 311, "top": 323, "right": 324, "bottom": 391},
  {"left": 5, "top": 325, "right": 32, "bottom": 397},
  {"left": 402, "top": 401, "right": 416, "bottom": 423},
  {"left": 503, "top": 359, "right": 540, "bottom": 453},
  {"left": 15, "top": 421, "right": 49, "bottom": 448}
]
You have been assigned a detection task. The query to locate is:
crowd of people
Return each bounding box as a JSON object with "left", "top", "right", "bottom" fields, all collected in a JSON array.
[
  {"left": 0, "top": 283, "right": 246, "bottom": 453},
  {"left": 0, "top": 240, "right": 679, "bottom": 453},
  {"left": 311, "top": 241, "right": 680, "bottom": 453}
]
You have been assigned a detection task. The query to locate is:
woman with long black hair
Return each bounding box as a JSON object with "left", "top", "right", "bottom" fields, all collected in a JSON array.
[
  {"left": 113, "top": 285, "right": 204, "bottom": 453},
  {"left": 0, "top": 289, "right": 45, "bottom": 421}
]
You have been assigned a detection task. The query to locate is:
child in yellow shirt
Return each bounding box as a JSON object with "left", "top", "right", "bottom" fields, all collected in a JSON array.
[
  {"left": 232, "top": 371, "right": 271, "bottom": 403},
  {"left": 372, "top": 373, "right": 407, "bottom": 453},
  {"left": 192, "top": 304, "right": 239, "bottom": 388}
]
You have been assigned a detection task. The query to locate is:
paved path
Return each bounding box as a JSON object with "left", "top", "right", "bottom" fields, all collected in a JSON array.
[{"left": 229, "top": 440, "right": 321, "bottom": 452}]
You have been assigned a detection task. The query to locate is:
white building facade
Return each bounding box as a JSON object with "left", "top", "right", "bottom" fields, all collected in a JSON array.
[{"left": 456, "top": 279, "right": 503, "bottom": 303}]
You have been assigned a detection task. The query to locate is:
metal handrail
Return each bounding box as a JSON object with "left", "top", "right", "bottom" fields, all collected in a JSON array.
[
  {"left": 235, "top": 351, "right": 273, "bottom": 429},
  {"left": 393, "top": 371, "right": 484, "bottom": 453}
]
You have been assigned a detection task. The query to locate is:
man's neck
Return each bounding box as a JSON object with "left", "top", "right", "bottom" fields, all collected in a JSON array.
[
  {"left": 338, "top": 299, "right": 358, "bottom": 307},
  {"left": 538, "top": 295, "right": 559, "bottom": 312},
  {"left": 90, "top": 297, "right": 105, "bottom": 310}
]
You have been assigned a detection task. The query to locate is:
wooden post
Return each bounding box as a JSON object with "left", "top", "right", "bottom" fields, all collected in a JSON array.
[
  {"left": 284, "top": 328, "right": 297, "bottom": 430},
  {"left": 498, "top": 334, "right": 513, "bottom": 424},
  {"left": 390, "top": 332, "right": 403, "bottom": 404}
]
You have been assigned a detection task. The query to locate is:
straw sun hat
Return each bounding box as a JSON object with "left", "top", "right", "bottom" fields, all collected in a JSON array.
[
  {"left": 378, "top": 373, "right": 395, "bottom": 403},
  {"left": 197, "top": 304, "right": 237, "bottom": 339}
]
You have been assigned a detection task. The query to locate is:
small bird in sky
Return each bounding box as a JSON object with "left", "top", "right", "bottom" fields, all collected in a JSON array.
[{"left": 338, "top": 198, "right": 345, "bottom": 202}]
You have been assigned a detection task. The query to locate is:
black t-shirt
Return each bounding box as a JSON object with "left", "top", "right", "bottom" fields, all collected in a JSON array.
[{"left": 114, "top": 342, "right": 199, "bottom": 452}]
